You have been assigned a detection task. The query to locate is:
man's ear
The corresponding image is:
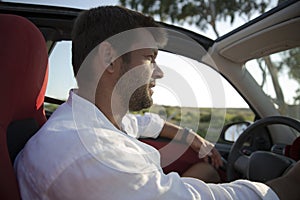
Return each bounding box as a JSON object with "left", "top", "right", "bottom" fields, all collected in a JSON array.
[{"left": 98, "top": 41, "right": 115, "bottom": 73}]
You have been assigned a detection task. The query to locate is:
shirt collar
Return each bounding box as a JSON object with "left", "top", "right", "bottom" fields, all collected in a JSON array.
[
  {"left": 66, "top": 89, "right": 161, "bottom": 173},
  {"left": 67, "top": 89, "right": 124, "bottom": 134}
]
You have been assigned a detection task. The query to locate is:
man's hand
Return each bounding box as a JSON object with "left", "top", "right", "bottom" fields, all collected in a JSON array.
[
  {"left": 185, "top": 130, "right": 223, "bottom": 168},
  {"left": 159, "top": 121, "right": 223, "bottom": 169}
]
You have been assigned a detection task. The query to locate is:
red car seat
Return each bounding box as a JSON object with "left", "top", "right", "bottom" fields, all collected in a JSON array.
[
  {"left": 285, "top": 136, "right": 300, "bottom": 161},
  {"left": 0, "top": 14, "right": 48, "bottom": 199}
]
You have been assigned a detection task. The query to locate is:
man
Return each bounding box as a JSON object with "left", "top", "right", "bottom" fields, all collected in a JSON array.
[{"left": 15, "top": 6, "right": 300, "bottom": 200}]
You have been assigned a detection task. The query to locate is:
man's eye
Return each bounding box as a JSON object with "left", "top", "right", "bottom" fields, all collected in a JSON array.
[{"left": 146, "top": 55, "right": 154, "bottom": 62}]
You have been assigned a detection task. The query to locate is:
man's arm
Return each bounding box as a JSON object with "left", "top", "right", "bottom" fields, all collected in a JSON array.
[
  {"left": 126, "top": 113, "right": 223, "bottom": 168},
  {"left": 159, "top": 121, "right": 223, "bottom": 168}
]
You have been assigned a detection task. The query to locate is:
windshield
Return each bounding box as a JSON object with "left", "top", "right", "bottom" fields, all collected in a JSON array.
[{"left": 245, "top": 47, "right": 300, "bottom": 120}]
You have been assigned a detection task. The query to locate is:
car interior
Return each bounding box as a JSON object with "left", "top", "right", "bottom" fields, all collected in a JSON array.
[{"left": 0, "top": 0, "right": 299, "bottom": 199}]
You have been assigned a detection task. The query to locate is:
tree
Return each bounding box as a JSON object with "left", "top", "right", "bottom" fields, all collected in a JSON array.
[
  {"left": 279, "top": 48, "right": 300, "bottom": 105},
  {"left": 120, "top": 0, "right": 270, "bottom": 37},
  {"left": 255, "top": 47, "right": 300, "bottom": 114}
]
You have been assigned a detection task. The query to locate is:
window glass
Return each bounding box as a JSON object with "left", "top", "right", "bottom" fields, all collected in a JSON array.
[
  {"left": 245, "top": 47, "right": 300, "bottom": 121},
  {"left": 47, "top": 41, "right": 255, "bottom": 140},
  {"left": 148, "top": 52, "right": 255, "bottom": 139},
  {"left": 47, "top": 41, "right": 78, "bottom": 100}
]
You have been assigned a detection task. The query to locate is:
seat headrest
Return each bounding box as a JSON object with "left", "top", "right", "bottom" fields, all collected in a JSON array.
[{"left": 0, "top": 14, "right": 48, "bottom": 126}]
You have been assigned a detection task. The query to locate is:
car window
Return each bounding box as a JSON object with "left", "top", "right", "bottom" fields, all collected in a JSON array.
[
  {"left": 245, "top": 47, "right": 300, "bottom": 121},
  {"left": 151, "top": 52, "right": 254, "bottom": 141},
  {"left": 47, "top": 41, "right": 255, "bottom": 141},
  {"left": 45, "top": 41, "right": 77, "bottom": 112},
  {"left": 47, "top": 41, "right": 78, "bottom": 100}
]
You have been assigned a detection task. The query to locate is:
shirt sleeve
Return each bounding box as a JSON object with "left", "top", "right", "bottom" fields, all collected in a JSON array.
[
  {"left": 181, "top": 178, "right": 279, "bottom": 200},
  {"left": 46, "top": 157, "right": 279, "bottom": 200},
  {"left": 122, "top": 113, "right": 165, "bottom": 139}
]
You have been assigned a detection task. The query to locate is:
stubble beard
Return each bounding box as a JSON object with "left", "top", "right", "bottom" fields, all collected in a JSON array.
[
  {"left": 119, "top": 58, "right": 153, "bottom": 112},
  {"left": 128, "top": 84, "right": 153, "bottom": 112}
]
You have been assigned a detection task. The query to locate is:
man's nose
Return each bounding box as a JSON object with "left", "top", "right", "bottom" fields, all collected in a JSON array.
[{"left": 152, "top": 64, "right": 164, "bottom": 79}]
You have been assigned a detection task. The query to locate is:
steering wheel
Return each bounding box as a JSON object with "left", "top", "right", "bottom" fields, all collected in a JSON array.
[{"left": 227, "top": 116, "right": 300, "bottom": 181}]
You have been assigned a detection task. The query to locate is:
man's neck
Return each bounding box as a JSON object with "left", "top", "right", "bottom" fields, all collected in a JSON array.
[
  {"left": 95, "top": 93, "right": 127, "bottom": 131},
  {"left": 77, "top": 88, "right": 126, "bottom": 130}
]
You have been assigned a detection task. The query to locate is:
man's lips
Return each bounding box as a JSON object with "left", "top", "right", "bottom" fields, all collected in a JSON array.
[
  {"left": 148, "top": 80, "right": 156, "bottom": 95},
  {"left": 149, "top": 82, "right": 155, "bottom": 88}
]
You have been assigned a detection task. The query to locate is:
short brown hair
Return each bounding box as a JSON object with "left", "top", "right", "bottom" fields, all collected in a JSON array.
[{"left": 72, "top": 6, "right": 165, "bottom": 76}]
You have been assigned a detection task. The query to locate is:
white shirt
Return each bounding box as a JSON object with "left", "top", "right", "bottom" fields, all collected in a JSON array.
[
  {"left": 122, "top": 112, "right": 164, "bottom": 139},
  {"left": 15, "top": 91, "right": 279, "bottom": 200}
]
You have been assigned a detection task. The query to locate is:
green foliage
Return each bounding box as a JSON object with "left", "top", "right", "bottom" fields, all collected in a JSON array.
[
  {"left": 44, "top": 103, "right": 59, "bottom": 113},
  {"left": 230, "top": 115, "right": 245, "bottom": 123},
  {"left": 133, "top": 104, "right": 254, "bottom": 140},
  {"left": 282, "top": 48, "right": 300, "bottom": 83},
  {"left": 280, "top": 47, "right": 300, "bottom": 104}
]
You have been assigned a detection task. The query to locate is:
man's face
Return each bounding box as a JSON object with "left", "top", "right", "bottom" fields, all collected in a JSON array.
[{"left": 119, "top": 48, "right": 164, "bottom": 111}]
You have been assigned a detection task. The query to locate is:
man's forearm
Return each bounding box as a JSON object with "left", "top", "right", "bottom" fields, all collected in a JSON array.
[{"left": 159, "top": 121, "right": 186, "bottom": 141}]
